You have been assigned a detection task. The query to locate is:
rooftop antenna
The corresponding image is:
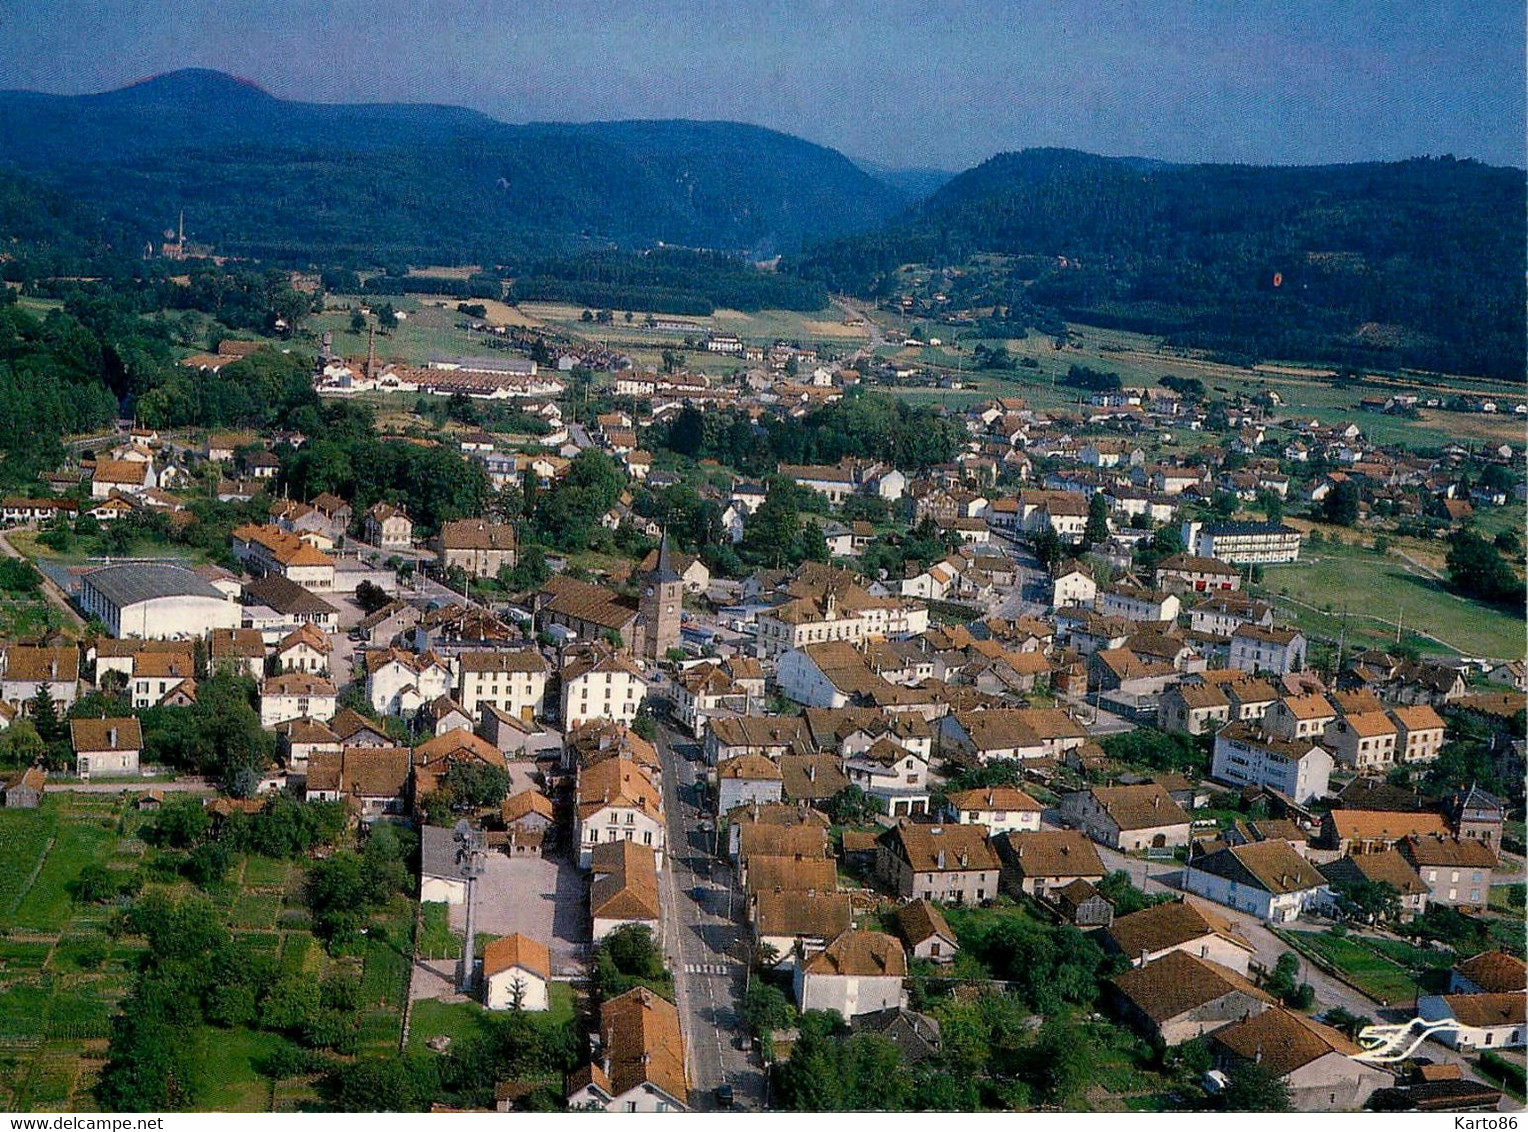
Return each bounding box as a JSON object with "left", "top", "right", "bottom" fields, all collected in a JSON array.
[{"left": 454, "top": 820, "right": 486, "bottom": 995}]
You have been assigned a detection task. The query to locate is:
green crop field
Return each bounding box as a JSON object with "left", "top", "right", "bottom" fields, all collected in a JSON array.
[
  {"left": 1256, "top": 540, "right": 1524, "bottom": 660},
  {"left": 1278, "top": 930, "right": 1419, "bottom": 1004},
  {"left": 0, "top": 794, "right": 414, "bottom": 1113},
  {"left": 311, "top": 296, "right": 488, "bottom": 367}
]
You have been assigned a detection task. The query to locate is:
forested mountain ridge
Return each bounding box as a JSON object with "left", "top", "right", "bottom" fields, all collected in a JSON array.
[
  {"left": 794, "top": 148, "right": 1527, "bottom": 379},
  {"left": 0, "top": 70, "right": 907, "bottom": 262}
]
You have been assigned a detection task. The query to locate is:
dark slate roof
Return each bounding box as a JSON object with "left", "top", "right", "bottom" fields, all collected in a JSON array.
[
  {"left": 83, "top": 563, "right": 226, "bottom": 605},
  {"left": 244, "top": 574, "right": 339, "bottom": 616}
]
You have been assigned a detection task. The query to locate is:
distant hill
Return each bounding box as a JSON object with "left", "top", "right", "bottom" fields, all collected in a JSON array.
[
  {"left": 852, "top": 161, "right": 957, "bottom": 202},
  {"left": 795, "top": 148, "right": 1527, "bottom": 380},
  {"left": 0, "top": 69, "right": 906, "bottom": 263}
]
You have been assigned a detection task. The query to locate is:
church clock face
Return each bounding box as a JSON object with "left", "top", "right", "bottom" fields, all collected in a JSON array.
[{"left": 645, "top": 586, "right": 654, "bottom": 597}]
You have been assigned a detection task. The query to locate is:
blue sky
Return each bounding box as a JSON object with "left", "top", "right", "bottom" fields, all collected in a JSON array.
[{"left": 1, "top": 0, "right": 1522, "bottom": 170}]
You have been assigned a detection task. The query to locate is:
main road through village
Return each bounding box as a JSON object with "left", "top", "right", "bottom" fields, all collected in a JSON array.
[{"left": 651, "top": 681, "right": 767, "bottom": 1111}]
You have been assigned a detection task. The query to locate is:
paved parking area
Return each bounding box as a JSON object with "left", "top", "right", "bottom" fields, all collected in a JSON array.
[{"left": 449, "top": 851, "right": 590, "bottom": 975}]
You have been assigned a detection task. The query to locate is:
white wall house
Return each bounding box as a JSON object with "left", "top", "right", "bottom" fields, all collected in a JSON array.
[
  {"left": 1180, "top": 843, "right": 1329, "bottom": 924},
  {"left": 1210, "top": 724, "right": 1333, "bottom": 804},
  {"left": 456, "top": 650, "right": 548, "bottom": 720},
  {"left": 482, "top": 934, "right": 551, "bottom": 1012},
  {"left": 793, "top": 930, "right": 908, "bottom": 1021}
]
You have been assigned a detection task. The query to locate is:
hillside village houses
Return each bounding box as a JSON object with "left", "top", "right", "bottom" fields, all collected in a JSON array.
[{"left": 0, "top": 330, "right": 1519, "bottom": 1120}]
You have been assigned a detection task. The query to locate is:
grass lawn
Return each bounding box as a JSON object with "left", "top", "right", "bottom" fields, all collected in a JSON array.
[
  {"left": 407, "top": 998, "right": 495, "bottom": 1053},
  {"left": 1085, "top": 1017, "right": 1170, "bottom": 1096},
  {"left": 0, "top": 806, "right": 55, "bottom": 914},
  {"left": 417, "top": 901, "right": 461, "bottom": 960},
  {"left": 1257, "top": 539, "right": 1524, "bottom": 659},
  {"left": 312, "top": 297, "right": 487, "bottom": 368},
  {"left": 1278, "top": 930, "right": 1419, "bottom": 1004},
  {"left": 229, "top": 893, "right": 282, "bottom": 930},
  {"left": 243, "top": 855, "right": 292, "bottom": 887},
  {"left": 189, "top": 1025, "right": 281, "bottom": 1112},
  {"left": 1489, "top": 884, "right": 1526, "bottom": 915},
  {"left": 1483, "top": 915, "right": 1527, "bottom": 958},
  {"left": 407, "top": 981, "right": 577, "bottom": 1056},
  {"left": 1360, "top": 936, "right": 1456, "bottom": 971},
  {"left": 12, "top": 817, "right": 117, "bottom": 933}
]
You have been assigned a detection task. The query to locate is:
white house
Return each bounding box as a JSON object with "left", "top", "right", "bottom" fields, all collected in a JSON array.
[
  {"left": 363, "top": 649, "right": 453, "bottom": 717},
  {"left": 78, "top": 563, "right": 240, "bottom": 640},
  {"left": 715, "top": 754, "right": 784, "bottom": 814},
  {"left": 1180, "top": 841, "right": 1329, "bottom": 923},
  {"left": 793, "top": 930, "right": 908, "bottom": 1021},
  {"left": 456, "top": 649, "right": 548, "bottom": 721},
  {"left": 1210, "top": 723, "right": 1333, "bottom": 804},
  {"left": 1061, "top": 784, "right": 1192, "bottom": 852},
  {"left": 1051, "top": 562, "right": 1097, "bottom": 610},
  {"left": 70, "top": 717, "right": 142, "bottom": 779},
  {"left": 566, "top": 987, "right": 688, "bottom": 1113},
  {"left": 575, "top": 757, "right": 665, "bottom": 869},
  {"left": 259, "top": 673, "right": 337, "bottom": 727},
  {"left": 1229, "top": 625, "right": 1307, "bottom": 675},
  {"left": 944, "top": 785, "right": 1043, "bottom": 836},
  {"left": 560, "top": 648, "right": 647, "bottom": 729},
  {"left": 482, "top": 934, "right": 551, "bottom": 1012},
  {"left": 1416, "top": 993, "right": 1524, "bottom": 1051}
]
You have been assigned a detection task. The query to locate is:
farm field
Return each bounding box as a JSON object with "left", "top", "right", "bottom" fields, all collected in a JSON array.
[
  {"left": 0, "top": 793, "right": 411, "bottom": 1113},
  {"left": 1256, "top": 539, "right": 1525, "bottom": 660},
  {"left": 519, "top": 302, "right": 864, "bottom": 370},
  {"left": 310, "top": 296, "right": 496, "bottom": 367},
  {"left": 1276, "top": 929, "right": 1420, "bottom": 1005},
  {"left": 870, "top": 316, "right": 1527, "bottom": 447}
]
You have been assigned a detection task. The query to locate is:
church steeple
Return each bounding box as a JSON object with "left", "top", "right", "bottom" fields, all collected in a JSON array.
[
  {"left": 650, "top": 529, "right": 682, "bottom": 584},
  {"left": 639, "top": 530, "right": 683, "bottom": 661}
]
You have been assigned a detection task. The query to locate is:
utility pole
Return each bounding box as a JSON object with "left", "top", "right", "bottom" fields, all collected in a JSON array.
[{"left": 455, "top": 820, "right": 486, "bottom": 995}]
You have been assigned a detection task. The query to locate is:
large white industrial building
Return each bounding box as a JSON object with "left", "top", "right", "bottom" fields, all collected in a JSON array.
[{"left": 78, "top": 564, "right": 241, "bottom": 639}]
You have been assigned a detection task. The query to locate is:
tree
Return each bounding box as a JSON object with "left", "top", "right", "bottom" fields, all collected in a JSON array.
[
  {"left": 1222, "top": 1060, "right": 1293, "bottom": 1111},
  {"left": 350, "top": 310, "right": 366, "bottom": 333},
  {"left": 823, "top": 785, "right": 878, "bottom": 826},
  {"left": 1031, "top": 526, "right": 1063, "bottom": 572},
  {"left": 1257, "top": 489, "right": 1284, "bottom": 524},
  {"left": 1321, "top": 480, "right": 1360, "bottom": 526},
  {"left": 29, "top": 685, "right": 62, "bottom": 745},
  {"left": 74, "top": 862, "right": 121, "bottom": 903},
  {"left": 150, "top": 797, "right": 212, "bottom": 848},
  {"left": 0, "top": 719, "right": 44, "bottom": 769},
  {"left": 1445, "top": 528, "right": 1524, "bottom": 606},
  {"left": 592, "top": 924, "right": 670, "bottom": 1000},
  {"left": 1083, "top": 492, "right": 1109, "bottom": 546},
  {"left": 1095, "top": 870, "right": 1172, "bottom": 917},
  {"left": 1331, "top": 878, "right": 1401, "bottom": 925},
  {"left": 376, "top": 303, "right": 398, "bottom": 331},
  {"left": 307, "top": 852, "right": 373, "bottom": 945},
  {"left": 743, "top": 981, "right": 795, "bottom": 1037},
  {"left": 1321, "top": 1006, "right": 1374, "bottom": 1040},
  {"left": 437, "top": 762, "right": 511, "bottom": 810},
  {"left": 1029, "top": 1018, "right": 1093, "bottom": 1106},
  {"left": 354, "top": 580, "right": 392, "bottom": 614},
  {"left": 324, "top": 1057, "right": 436, "bottom": 1112}
]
